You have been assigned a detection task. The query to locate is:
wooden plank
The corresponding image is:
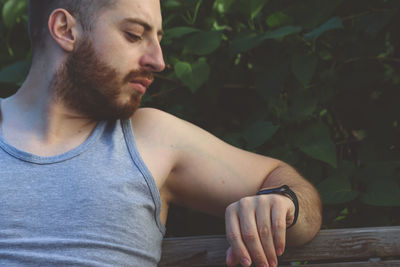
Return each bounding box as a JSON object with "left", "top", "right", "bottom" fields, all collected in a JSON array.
[
  {"left": 160, "top": 261, "right": 400, "bottom": 267},
  {"left": 288, "top": 260, "right": 400, "bottom": 267},
  {"left": 280, "top": 226, "right": 400, "bottom": 261},
  {"left": 158, "top": 260, "right": 400, "bottom": 267},
  {"left": 160, "top": 235, "right": 228, "bottom": 267},
  {"left": 159, "top": 226, "right": 400, "bottom": 266}
]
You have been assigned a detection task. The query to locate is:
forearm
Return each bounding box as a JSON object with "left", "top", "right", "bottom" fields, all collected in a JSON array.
[{"left": 260, "top": 162, "right": 323, "bottom": 246}]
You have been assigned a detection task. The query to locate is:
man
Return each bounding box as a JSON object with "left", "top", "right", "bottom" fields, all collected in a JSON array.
[{"left": 0, "top": 0, "right": 322, "bottom": 266}]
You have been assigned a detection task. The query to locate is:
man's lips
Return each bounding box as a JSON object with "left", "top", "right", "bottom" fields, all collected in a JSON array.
[{"left": 130, "top": 78, "right": 153, "bottom": 94}]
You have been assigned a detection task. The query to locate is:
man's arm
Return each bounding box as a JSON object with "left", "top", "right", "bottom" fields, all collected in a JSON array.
[
  {"left": 257, "top": 163, "right": 322, "bottom": 246},
  {"left": 132, "top": 108, "right": 322, "bottom": 267},
  {"left": 223, "top": 162, "right": 322, "bottom": 267}
]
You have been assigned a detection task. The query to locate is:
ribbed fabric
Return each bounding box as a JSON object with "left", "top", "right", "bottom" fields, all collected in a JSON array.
[{"left": 0, "top": 118, "right": 166, "bottom": 266}]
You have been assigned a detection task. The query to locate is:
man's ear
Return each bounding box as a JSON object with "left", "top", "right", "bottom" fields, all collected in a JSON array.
[{"left": 48, "top": 8, "right": 80, "bottom": 52}]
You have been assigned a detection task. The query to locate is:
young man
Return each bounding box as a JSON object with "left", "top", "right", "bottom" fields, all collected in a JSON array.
[{"left": 0, "top": 0, "right": 322, "bottom": 266}]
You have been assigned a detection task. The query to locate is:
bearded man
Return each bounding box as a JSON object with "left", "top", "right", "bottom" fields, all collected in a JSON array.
[{"left": 0, "top": 0, "right": 322, "bottom": 266}]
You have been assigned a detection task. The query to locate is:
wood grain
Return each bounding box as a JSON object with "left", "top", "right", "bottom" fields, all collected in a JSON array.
[
  {"left": 160, "top": 260, "right": 400, "bottom": 267},
  {"left": 291, "top": 260, "right": 400, "bottom": 267},
  {"left": 159, "top": 226, "right": 400, "bottom": 266}
]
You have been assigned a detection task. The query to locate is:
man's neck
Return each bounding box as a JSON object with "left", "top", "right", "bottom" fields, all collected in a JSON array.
[{"left": 0, "top": 78, "right": 98, "bottom": 157}]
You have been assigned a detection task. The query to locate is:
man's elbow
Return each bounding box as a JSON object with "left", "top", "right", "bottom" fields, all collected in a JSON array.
[{"left": 286, "top": 200, "right": 323, "bottom": 247}]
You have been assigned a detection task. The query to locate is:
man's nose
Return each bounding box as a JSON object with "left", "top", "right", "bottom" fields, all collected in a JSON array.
[{"left": 139, "top": 41, "right": 165, "bottom": 72}]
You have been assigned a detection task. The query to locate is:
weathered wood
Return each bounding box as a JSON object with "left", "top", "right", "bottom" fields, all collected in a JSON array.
[
  {"left": 159, "top": 261, "right": 400, "bottom": 267},
  {"left": 283, "top": 260, "right": 400, "bottom": 267},
  {"left": 165, "top": 260, "right": 400, "bottom": 267},
  {"left": 159, "top": 226, "right": 400, "bottom": 266}
]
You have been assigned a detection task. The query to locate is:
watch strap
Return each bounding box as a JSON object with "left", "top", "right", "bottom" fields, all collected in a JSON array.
[{"left": 257, "top": 185, "right": 299, "bottom": 229}]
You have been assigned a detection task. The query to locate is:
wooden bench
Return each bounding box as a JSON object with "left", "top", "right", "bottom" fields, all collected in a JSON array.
[{"left": 159, "top": 226, "right": 400, "bottom": 266}]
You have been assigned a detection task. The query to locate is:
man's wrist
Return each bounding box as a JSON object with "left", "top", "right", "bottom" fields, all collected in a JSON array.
[{"left": 257, "top": 185, "right": 299, "bottom": 229}]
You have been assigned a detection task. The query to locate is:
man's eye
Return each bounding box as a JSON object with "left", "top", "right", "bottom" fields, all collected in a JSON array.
[{"left": 125, "top": 32, "right": 142, "bottom": 42}]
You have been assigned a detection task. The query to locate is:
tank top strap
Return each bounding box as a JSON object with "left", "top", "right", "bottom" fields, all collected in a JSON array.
[{"left": 121, "top": 118, "right": 166, "bottom": 235}]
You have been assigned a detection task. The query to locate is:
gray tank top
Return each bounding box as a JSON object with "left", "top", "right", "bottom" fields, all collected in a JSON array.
[{"left": 0, "top": 118, "right": 166, "bottom": 266}]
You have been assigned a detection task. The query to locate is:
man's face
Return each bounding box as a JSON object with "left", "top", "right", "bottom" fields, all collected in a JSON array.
[{"left": 54, "top": 0, "right": 165, "bottom": 121}]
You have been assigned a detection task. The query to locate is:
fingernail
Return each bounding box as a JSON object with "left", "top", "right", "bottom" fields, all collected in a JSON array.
[
  {"left": 277, "top": 248, "right": 283, "bottom": 256},
  {"left": 240, "top": 258, "right": 251, "bottom": 267},
  {"left": 269, "top": 259, "right": 277, "bottom": 267}
]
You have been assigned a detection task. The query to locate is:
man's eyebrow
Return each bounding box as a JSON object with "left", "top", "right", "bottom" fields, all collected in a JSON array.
[{"left": 121, "top": 18, "right": 164, "bottom": 37}]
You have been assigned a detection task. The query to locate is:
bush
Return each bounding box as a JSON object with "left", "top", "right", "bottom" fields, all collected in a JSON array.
[{"left": 1, "top": 0, "right": 399, "bottom": 232}]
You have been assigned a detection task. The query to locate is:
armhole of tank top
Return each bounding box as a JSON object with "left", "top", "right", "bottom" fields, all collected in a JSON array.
[
  {"left": 0, "top": 98, "right": 3, "bottom": 129},
  {"left": 0, "top": 98, "right": 4, "bottom": 136},
  {"left": 121, "top": 118, "right": 166, "bottom": 236}
]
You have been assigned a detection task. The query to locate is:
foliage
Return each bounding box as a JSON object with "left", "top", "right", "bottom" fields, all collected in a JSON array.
[{"left": 1, "top": 0, "right": 400, "bottom": 230}]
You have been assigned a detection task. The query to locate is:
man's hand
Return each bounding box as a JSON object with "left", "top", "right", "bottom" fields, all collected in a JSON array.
[
  {"left": 225, "top": 194, "right": 295, "bottom": 267},
  {"left": 133, "top": 110, "right": 322, "bottom": 265}
]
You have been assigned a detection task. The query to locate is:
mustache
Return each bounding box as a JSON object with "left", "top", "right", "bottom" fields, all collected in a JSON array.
[{"left": 123, "top": 69, "right": 154, "bottom": 84}]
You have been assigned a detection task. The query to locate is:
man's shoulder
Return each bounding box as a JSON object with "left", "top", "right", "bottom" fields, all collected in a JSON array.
[
  {"left": 131, "top": 107, "right": 182, "bottom": 132},
  {"left": 130, "top": 107, "right": 188, "bottom": 145},
  {"left": 130, "top": 107, "right": 210, "bottom": 150},
  {"left": 132, "top": 107, "right": 172, "bottom": 121}
]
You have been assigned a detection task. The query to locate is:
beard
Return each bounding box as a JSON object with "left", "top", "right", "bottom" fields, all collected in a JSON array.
[{"left": 52, "top": 36, "right": 153, "bottom": 121}]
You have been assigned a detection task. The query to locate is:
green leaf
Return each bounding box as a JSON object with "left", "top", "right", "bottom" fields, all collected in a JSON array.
[
  {"left": 358, "top": 139, "right": 400, "bottom": 163},
  {"left": 268, "top": 144, "right": 300, "bottom": 166},
  {"left": 356, "top": 161, "right": 400, "bottom": 184},
  {"left": 174, "top": 61, "right": 191, "bottom": 79},
  {"left": 230, "top": 31, "right": 261, "bottom": 56},
  {"left": 282, "top": 0, "right": 343, "bottom": 29},
  {"left": 230, "top": 0, "right": 267, "bottom": 19},
  {"left": 184, "top": 31, "right": 223, "bottom": 55},
  {"left": 163, "top": 0, "right": 182, "bottom": 9},
  {"left": 304, "top": 17, "right": 343, "bottom": 41},
  {"left": 354, "top": 10, "right": 395, "bottom": 37},
  {"left": 266, "top": 12, "right": 291, "bottom": 28},
  {"left": 255, "top": 64, "right": 288, "bottom": 102},
  {"left": 174, "top": 58, "right": 210, "bottom": 93},
  {"left": 243, "top": 121, "right": 279, "bottom": 149},
  {"left": 295, "top": 122, "right": 337, "bottom": 167},
  {"left": 317, "top": 177, "right": 359, "bottom": 205},
  {"left": 249, "top": 0, "right": 267, "bottom": 20},
  {"left": 2, "top": 0, "right": 28, "bottom": 28},
  {"left": 165, "top": 27, "right": 200, "bottom": 40},
  {"left": 292, "top": 52, "right": 318, "bottom": 87},
  {"left": 261, "top": 25, "right": 302, "bottom": 40},
  {"left": 223, "top": 132, "right": 244, "bottom": 147},
  {"left": 230, "top": 26, "right": 301, "bottom": 56},
  {"left": 360, "top": 179, "right": 400, "bottom": 206},
  {"left": 213, "top": 0, "right": 235, "bottom": 14},
  {"left": 284, "top": 88, "right": 318, "bottom": 121},
  {"left": 0, "top": 61, "right": 30, "bottom": 84}
]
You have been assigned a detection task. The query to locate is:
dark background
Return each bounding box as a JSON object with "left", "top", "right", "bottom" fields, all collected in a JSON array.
[{"left": 1, "top": 0, "right": 399, "bottom": 237}]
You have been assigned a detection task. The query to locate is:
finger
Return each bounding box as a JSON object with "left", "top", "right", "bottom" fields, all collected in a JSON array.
[
  {"left": 256, "top": 198, "right": 277, "bottom": 267},
  {"left": 271, "top": 199, "right": 287, "bottom": 257},
  {"left": 238, "top": 197, "right": 269, "bottom": 267},
  {"left": 226, "top": 246, "right": 239, "bottom": 267},
  {"left": 273, "top": 194, "right": 296, "bottom": 256},
  {"left": 225, "top": 204, "right": 252, "bottom": 267}
]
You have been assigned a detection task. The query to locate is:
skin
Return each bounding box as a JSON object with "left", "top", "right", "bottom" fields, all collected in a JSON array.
[{"left": 0, "top": 0, "right": 323, "bottom": 266}]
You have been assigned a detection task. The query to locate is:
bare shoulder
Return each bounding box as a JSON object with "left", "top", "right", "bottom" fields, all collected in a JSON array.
[
  {"left": 129, "top": 108, "right": 184, "bottom": 186},
  {"left": 130, "top": 107, "right": 185, "bottom": 155},
  {"left": 131, "top": 107, "right": 181, "bottom": 133},
  {"left": 130, "top": 107, "right": 197, "bottom": 145},
  {"left": 131, "top": 107, "right": 171, "bottom": 126}
]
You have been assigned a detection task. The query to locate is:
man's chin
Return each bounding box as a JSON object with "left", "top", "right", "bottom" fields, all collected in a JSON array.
[
  {"left": 84, "top": 99, "right": 139, "bottom": 121},
  {"left": 111, "top": 96, "right": 141, "bottom": 119},
  {"left": 119, "top": 93, "right": 142, "bottom": 106}
]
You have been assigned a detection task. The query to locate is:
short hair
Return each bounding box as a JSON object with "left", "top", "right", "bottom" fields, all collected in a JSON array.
[{"left": 28, "top": 0, "right": 117, "bottom": 52}]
